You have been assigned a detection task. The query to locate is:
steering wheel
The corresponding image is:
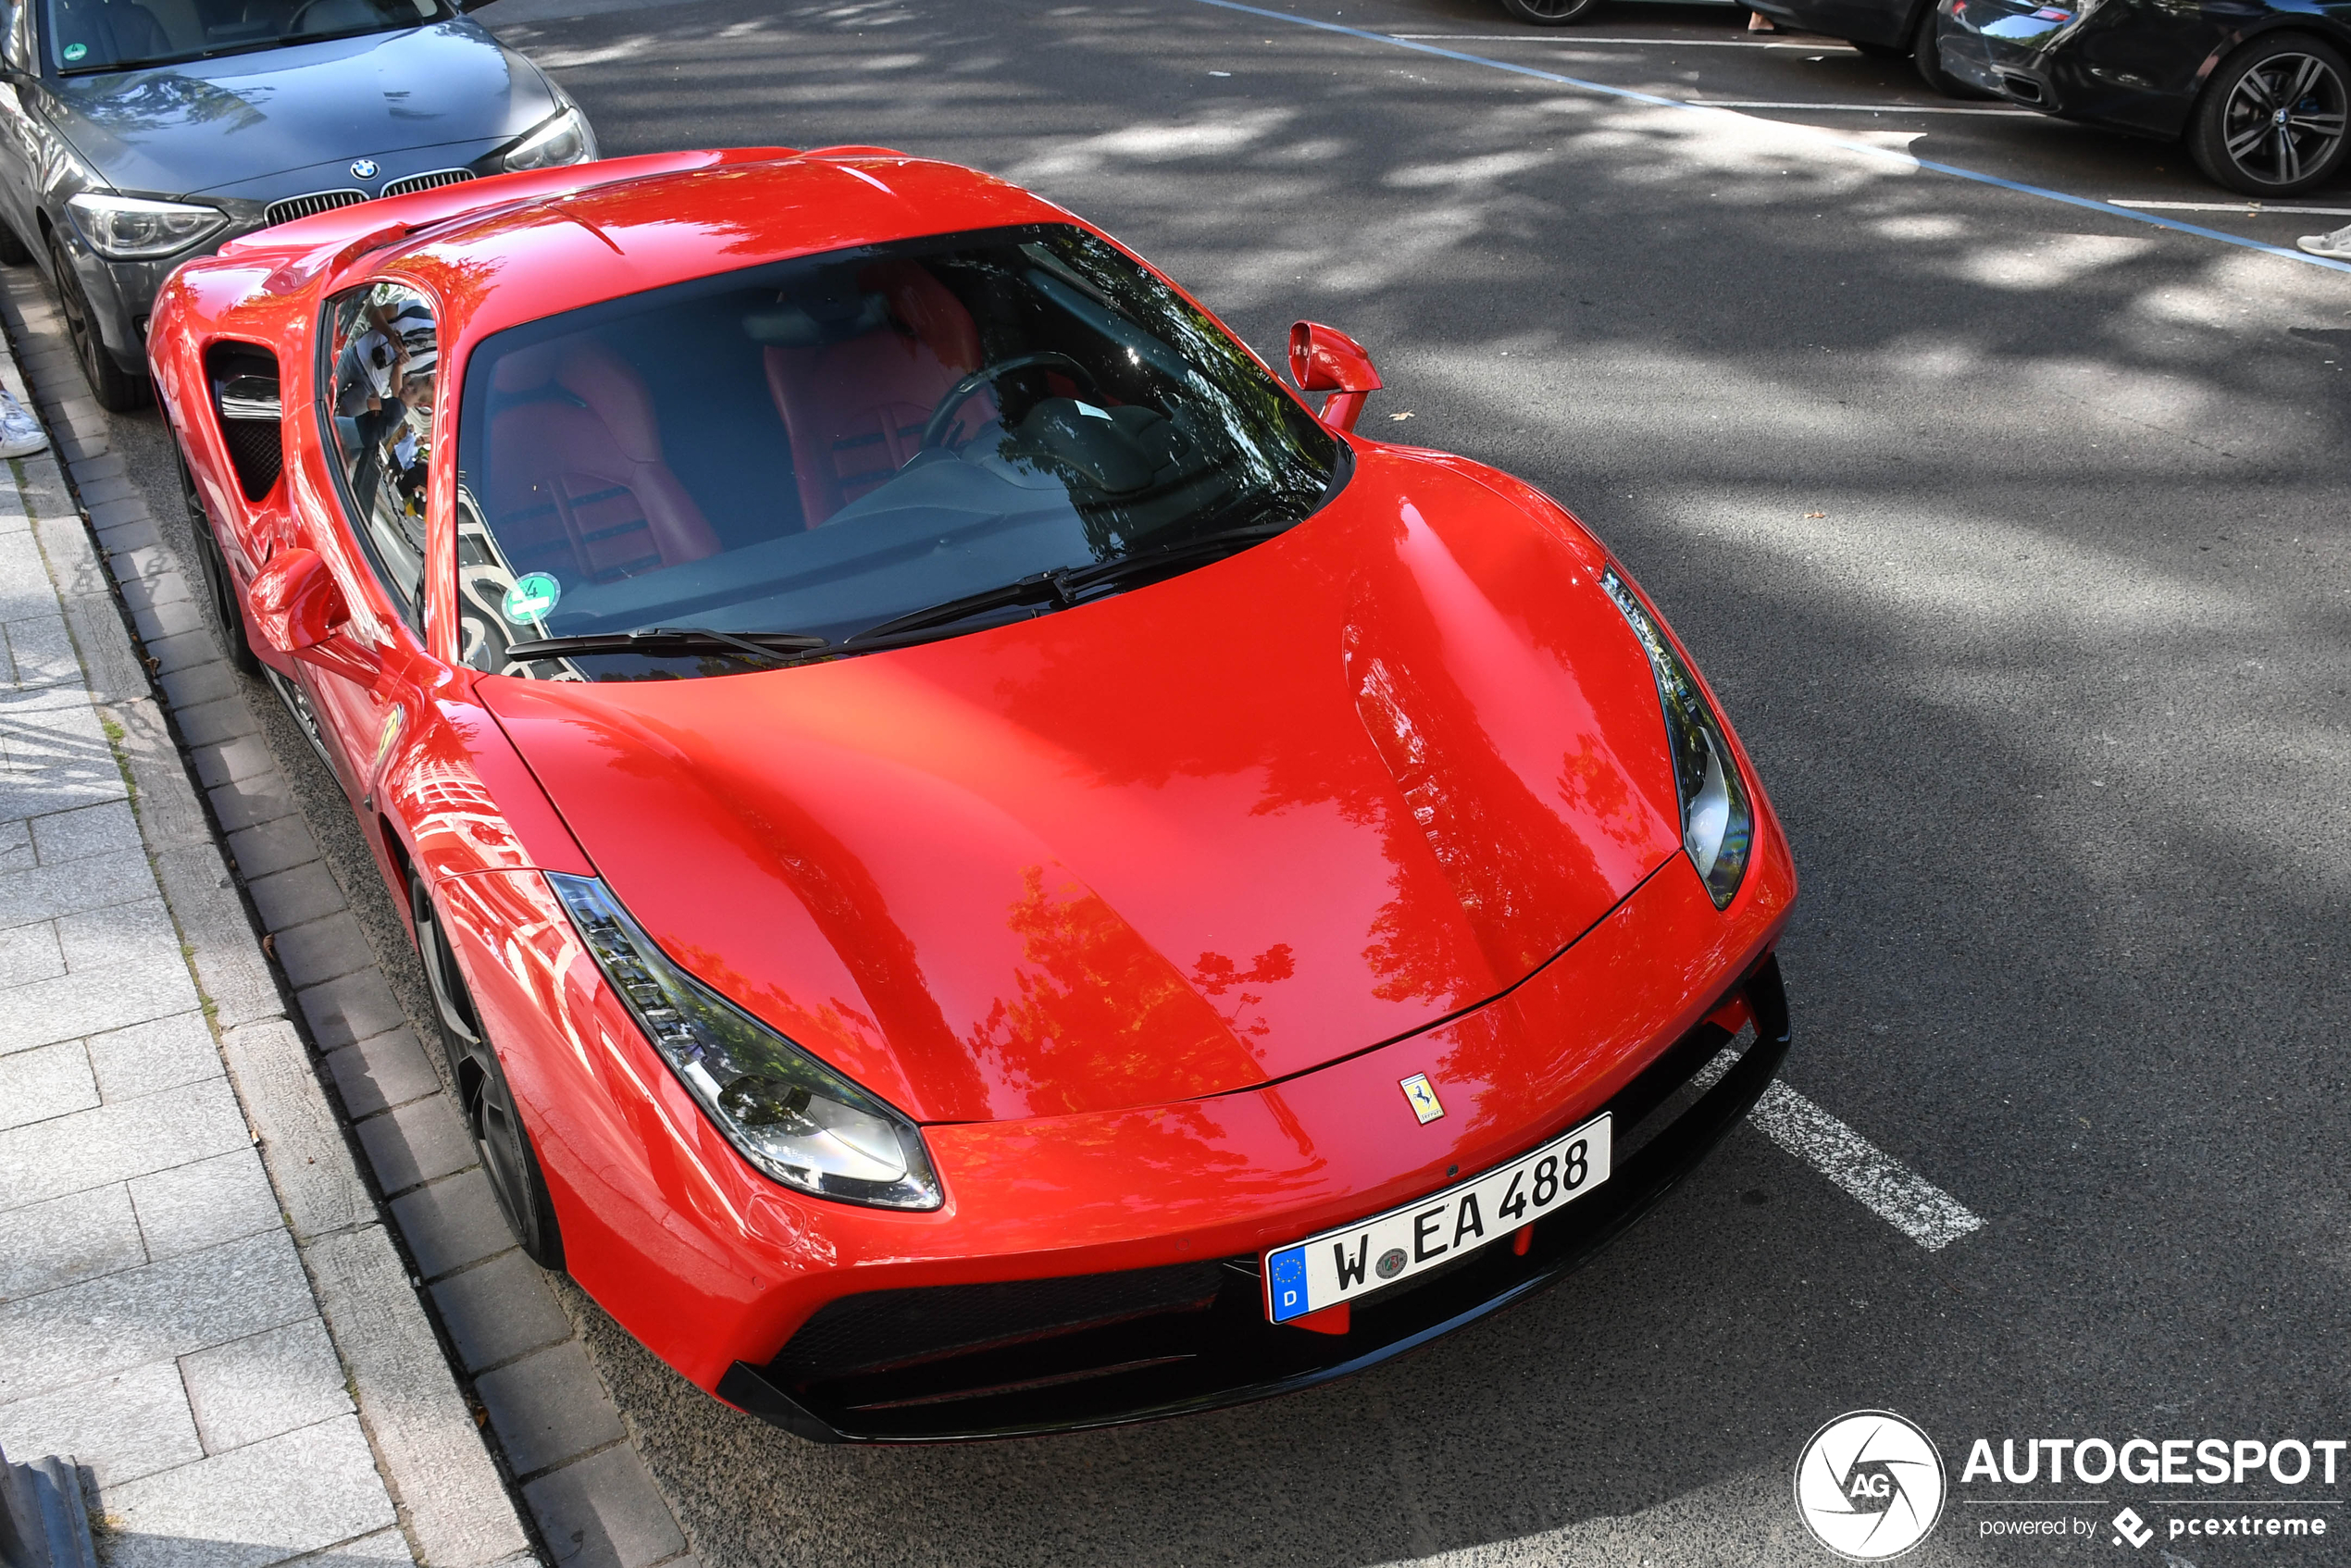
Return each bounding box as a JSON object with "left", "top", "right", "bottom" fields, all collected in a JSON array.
[
  {"left": 919, "top": 352, "right": 1101, "bottom": 451},
  {"left": 284, "top": 0, "right": 336, "bottom": 31}
]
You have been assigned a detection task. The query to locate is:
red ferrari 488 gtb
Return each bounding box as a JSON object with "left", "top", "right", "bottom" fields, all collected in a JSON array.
[{"left": 151, "top": 147, "right": 1797, "bottom": 1443}]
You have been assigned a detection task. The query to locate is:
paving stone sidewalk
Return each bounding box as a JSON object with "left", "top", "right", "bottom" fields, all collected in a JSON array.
[
  {"left": 0, "top": 340, "right": 537, "bottom": 1563},
  {"left": 0, "top": 268, "right": 693, "bottom": 1568}
]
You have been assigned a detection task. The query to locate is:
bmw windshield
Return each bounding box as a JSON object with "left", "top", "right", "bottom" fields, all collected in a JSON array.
[
  {"left": 453, "top": 223, "right": 1344, "bottom": 681},
  {"left": 47, "top": 0, "right": 455, "bottom": 72}
]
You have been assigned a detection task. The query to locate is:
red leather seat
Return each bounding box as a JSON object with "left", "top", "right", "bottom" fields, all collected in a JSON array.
[
  {"left": 486, "top": 342, "right": 721, "bottom": 584},
  {"left": 765, "top": 263, "right": 985, "bottom": 528}
]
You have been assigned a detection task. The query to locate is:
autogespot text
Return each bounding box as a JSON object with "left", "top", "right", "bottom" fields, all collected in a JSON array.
[{"left": 1961, "top": 1437, "right": 2348, "bottom": 1487}]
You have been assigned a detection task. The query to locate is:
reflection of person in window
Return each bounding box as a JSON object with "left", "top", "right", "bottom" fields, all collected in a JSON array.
[
  {"left": 353, "top": 368, "right": 427, "bottom": 518},
  {"left": 334, "top": 305, "right": 404, "bottom": 422},
  {"left": 391, "top": 380, "right": 430, "bottom": 513}
]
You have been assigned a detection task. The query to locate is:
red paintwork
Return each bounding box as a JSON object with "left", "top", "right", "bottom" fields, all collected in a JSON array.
[{"left": 147, "top": 149, "right": 1796, "bottom": 1402}]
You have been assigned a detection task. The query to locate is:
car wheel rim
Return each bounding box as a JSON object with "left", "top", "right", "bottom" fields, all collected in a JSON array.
[
  {"left": 262, "top": 666, "right": 337, "bottom": 777},
  {"left": 2223, "top": 52, "right": 2348, "bottom": 186},
  {"left": 186, "top": 484, "right": 243, "bottom": 646},
  {"left": 413, "top": 888, "right": 482, "bottom": 1051},
  {"left": 470, "top": 1066, "right": 534, "bottom": 1246},
  {"left": 50, "top": 247, "right": 101, "bottom": 380},
  {"left": 1516, "top": 0, "right": 1585, "bottom": 13}
]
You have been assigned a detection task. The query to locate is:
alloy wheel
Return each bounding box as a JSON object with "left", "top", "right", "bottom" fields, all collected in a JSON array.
[
  {"left": 180, "top": 454, "right": 260, "bottom": 675},
  {"left": 410, "top": 877, "right": 563, "bottom": 1269},
  {"left": 44, "top": 233, "right": 145, "bottom": 411},
  {"left": 469, "top": 1064, "right": 539, "bottom": 1250},
  {"left": 1499, "top": 0, "right": 1604, "bottom": 24},
  {"left": 2221, "top": 51, "right": 2348, "bottom": 188}
]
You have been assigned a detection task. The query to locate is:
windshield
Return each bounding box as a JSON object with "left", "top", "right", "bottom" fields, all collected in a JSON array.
[
  {"left": 46, "top": 0, "right": 450, "bottom": 73},
  {"left": 454, "top": 223, "right": 1342, "bottom": 682}
]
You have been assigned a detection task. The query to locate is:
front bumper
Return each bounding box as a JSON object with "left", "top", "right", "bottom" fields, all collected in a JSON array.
[
  {"left": 441, "top": 803, "right": 1797, "bottom": 1432},
  {"left": 719, "top": 953, "right": 1789, "bottom": 1443}
]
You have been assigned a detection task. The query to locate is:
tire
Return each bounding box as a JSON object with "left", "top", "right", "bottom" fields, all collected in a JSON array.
[
  {"left": 1499, "top": 0, "right": 1605, "bottom": 24},
  {"left": 0, "top": 221, "right": 29, "bottom": 266},
  {"left": 1851, "top": 40, "right": 1909, "bottom": 60},
  {"left": 2188, "top": 34, "right": 2351, "bottom": 196},
  {"left": 45, "top": 231, "right": 147, "bottom": 412},
  {"left": 178, "top": 447, "right": 261, "bottom": 675},
  {"left": 1912, "top": 5, "right": 1995, "bottom": 99},
  {"left": 411, "top": 875, "right": 566, "bottom": 1270}
]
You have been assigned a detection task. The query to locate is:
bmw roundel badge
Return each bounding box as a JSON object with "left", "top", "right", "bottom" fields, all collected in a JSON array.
[{"left": 350, "top": 158, "right": 380, "bottom": 180}]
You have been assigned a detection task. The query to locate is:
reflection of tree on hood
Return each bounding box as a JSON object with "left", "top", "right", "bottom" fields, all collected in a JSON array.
[{"left": 65, "top": 69, "right": 268, "bottom": 135}]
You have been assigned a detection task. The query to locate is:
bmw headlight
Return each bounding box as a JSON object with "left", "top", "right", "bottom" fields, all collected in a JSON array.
[
  {"left": 547, "top": 873, "right": 942, "bottom": 1211},
  {"left": 1599, "top": 567, "right": 1754, "bottom": 909},
  {"left": 63, "top": 193, "right": 227, "bottom": 260},
  {"left": 502, "top": 105, "right": 599, "bottom": 173}
]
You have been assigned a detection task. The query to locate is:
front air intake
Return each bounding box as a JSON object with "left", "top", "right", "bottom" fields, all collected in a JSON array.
[
  {"left": 262, "top": 189, "right": 367, "bottom": 228},
  {"left": 382, "top": 168, "right": 476, "bottom": 199},
  {"left": 204, "top": 342, "right": 282, "bottom": 503}
]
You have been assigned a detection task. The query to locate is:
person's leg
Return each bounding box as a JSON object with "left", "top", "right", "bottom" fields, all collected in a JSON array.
[{"left": 348, "top": 407, "right": 394, "bottom": 516}]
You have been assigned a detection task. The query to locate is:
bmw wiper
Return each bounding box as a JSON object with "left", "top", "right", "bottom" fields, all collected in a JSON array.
[
  {"left": 844, "top": 521, "right": 1293, "bottom": 647},
  {"left": 501, "top": 626, "right": 830, "bottom": 666}
]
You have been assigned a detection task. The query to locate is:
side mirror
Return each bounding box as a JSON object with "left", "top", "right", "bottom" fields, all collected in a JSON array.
[
  {"left": 249, "top": 548, "right": 349, "bottom": 656},
  {"left": 1288, "top": 320, "right": 1382, "bottom": 434}
]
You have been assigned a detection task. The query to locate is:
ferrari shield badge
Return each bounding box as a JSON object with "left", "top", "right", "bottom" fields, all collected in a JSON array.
[{"left": 1399, "top": 1073, "right": 1444, "bottom": 1125}]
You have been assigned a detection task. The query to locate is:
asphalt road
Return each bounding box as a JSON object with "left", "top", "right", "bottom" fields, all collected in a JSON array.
[{"left": 55, "top": 0, "right": 2351, "bottom": 1562}]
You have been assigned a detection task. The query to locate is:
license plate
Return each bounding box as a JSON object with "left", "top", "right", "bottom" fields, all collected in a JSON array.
[{"left": 1263, "top": 1114, "right": 1612, "bottom": 1323}]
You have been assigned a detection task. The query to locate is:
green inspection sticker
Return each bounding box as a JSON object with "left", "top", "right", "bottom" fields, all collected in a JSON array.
[
  {"left": 502, "top": 572, "right": 560, "bottom": 624},
  {"left": 62, "top": 42, "right": 85, "bottom": 60}
]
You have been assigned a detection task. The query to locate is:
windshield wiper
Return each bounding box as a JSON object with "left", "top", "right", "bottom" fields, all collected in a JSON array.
[
  {"left": 501, "top": 626, "right": 830, "bottom": 666},
  {"left": 844, "top": 521, "right": 1293, "bottom": 647}
]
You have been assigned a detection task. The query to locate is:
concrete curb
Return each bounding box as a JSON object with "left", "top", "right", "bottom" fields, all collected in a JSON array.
[
  {"left": 0, "top": 323, "right": 538, "bottom": 1565},
  {"left": 0, "top": 1447, "right": 97, "bottom": 1568}
]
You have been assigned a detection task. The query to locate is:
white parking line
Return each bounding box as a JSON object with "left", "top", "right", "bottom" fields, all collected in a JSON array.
[
  {"left": 1697, "top": 1051, "right": 1985, "bottom": 1250},
  {"left": 1389, "top": 35, "right": 1858, "bottom": 49},
  {"left": 1194, "top": 0, "right": 2351, "bottom": 276},
  {"left": 1691, "top": 99, "right": 2030, "bottom": 114},
  {"left": 2112, "top": 199, "right": 2351, "bottom": 217}
]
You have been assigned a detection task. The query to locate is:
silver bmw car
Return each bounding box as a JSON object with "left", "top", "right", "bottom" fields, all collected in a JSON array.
[{"left": 0, "top": 0, "right": 595, "bottom": 409}]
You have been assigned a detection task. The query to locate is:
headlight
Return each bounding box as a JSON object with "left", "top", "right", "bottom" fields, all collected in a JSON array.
[
  {"left": 547, "top": 873, "right": 942, "bottom": 1211},
  {"left": 1598, "top": 567, "right": 1754, "bottom": 909},
  {"left": 502, "top": 105, "right": 599, "bottom": 173},
  {"left": 63, "top": 193, "right": 227, "bottom": 260}
]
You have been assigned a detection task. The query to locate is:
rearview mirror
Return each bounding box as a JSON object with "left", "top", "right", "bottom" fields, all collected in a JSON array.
[
  {"left": 249, "top": 548, "right": 348, "bottom": 655},
  {"left": 1287, "top": 320, "right": 1382, "bottom": 433}
]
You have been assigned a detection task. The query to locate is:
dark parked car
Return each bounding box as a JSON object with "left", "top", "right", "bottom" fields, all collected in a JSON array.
[
  {"left": 1497, "top": 0, "right": 1742, "bottom": 26},
  {"left": 1743, "top": 0, "right": 1988, "bottom": 95},
  {"left": 1936, "top": 0, "right": 2351, "bottom": 193},
  {"left": 0, "top": 0, "right": 595, "bottom": 410}
]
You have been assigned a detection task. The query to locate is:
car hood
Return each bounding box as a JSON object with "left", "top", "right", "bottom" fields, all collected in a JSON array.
[
  {"left": 483, "top": 449, "right": 1687, "bottom": 1125},
  {"left": 44, "top": 20, "right": 552, "bottom": 199}
]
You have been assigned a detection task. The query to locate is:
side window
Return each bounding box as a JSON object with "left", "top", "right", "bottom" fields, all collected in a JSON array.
[{"left": 322, "top": 281, "right": 436, "bottom": 620}]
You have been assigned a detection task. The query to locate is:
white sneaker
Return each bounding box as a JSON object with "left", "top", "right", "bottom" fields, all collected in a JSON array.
[
  {"left": 2298, "top": 221, "right": 2351, "bottom": 258},
  {"left": 0, "top": 388, "right": 46, "bottom": 457}
]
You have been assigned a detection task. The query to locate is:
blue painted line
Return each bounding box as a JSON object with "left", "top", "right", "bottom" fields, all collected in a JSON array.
[{"left": 1188, "top": 0, "right": 2351, "bottom": 277}]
